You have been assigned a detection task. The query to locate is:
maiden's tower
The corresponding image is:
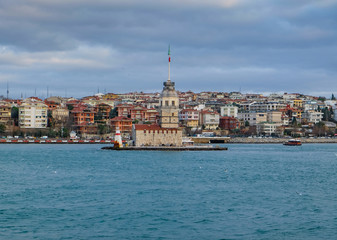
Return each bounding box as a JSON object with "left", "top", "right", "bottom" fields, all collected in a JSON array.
[{"left": 132, "top": 47, "right": 182, "bottom": 146}]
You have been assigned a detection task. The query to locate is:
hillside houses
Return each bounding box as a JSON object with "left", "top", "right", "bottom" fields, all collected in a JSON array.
[{"left": 0, "top": 91, "right": 336, "bottom": 138}]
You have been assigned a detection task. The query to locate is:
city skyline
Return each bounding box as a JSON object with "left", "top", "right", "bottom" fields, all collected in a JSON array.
[{"left": 1, "top": 0, "right": 336, "bottom": 98}]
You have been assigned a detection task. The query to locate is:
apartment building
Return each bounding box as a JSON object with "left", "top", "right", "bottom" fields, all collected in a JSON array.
[
  {"left": 220, "top": 104, "right": 238, "bottom": 118},
  {"left": 199, "top": 110, "right": 220, "bottom": 129},
  {"left": 237, "top": 112, "right": 267, "bottom": 126},
  {"left": 19, "top": 97, "right": 48, "bottom": 128},
  {"left": 179, "top": 109, "right": 199, "bottom": 128}
]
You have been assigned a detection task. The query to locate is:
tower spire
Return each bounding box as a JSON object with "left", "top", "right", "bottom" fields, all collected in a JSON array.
[{"left": 168, "top": 45, "right": 171, "bottom": 81}]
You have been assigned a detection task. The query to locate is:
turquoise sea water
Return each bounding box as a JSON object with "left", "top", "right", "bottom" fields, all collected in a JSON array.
[{"left": 1, "top": 144, "right": 337, "bottom": 239}]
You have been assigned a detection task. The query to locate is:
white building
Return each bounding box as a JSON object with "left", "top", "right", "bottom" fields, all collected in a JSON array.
[
  {"left": 249, "top": 102, "right": 286, "bottom": 112},
  {"left": 19, "top": 98, "right": 48, "bottom": 128},
  {"left": 303, "top": 101, "right": 319, "bottom": 111},
  {"left": 237, "top": 112, "right": 267, "bottom": 126},
  {"left": 220, "top": 105, "right": 238, "bottom": 118},
  {"left": 302, "top": 111, "right": 323, "bottom": 124},
  {"left": 257, "top": 122, "right": 282, "bottom": 135},
  {"left": 199, "top": 111, "right": 220, "bottom": 129}
]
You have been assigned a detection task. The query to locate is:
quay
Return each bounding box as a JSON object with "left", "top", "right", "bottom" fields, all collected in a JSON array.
[
  {"left": 102, "top": 146, "right": 228, "bottom": 151},
  {"left": 0, "top": 139, "right": 112, "bottom": 144}
]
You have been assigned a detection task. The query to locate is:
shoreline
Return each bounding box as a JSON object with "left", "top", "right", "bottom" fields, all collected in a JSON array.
[
  {"left": 1, "top": 137, "right": 337, "bottom": 144},
  {"left": 227, "top": 137, "right": 337, "bottom": 144}
]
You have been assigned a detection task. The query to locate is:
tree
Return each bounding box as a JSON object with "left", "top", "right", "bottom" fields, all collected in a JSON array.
[
  {"left": 318, "top": 96, "right": 326, "bottom": 102},
  {"left": 291, "top": 117, "right": 297, "bottom": 126},
  {"left": 11, "top": 107, "right": 19, "bottom": 126},
  {"left": 323, "top": 107, "right": 330, "bottom": 121},
  {"left": 0, "top": 123, "right": 5, "bottom": 135},
  {"left": 98, "top": 124, "right": 108, "bottom": 135},
  {"left": 244, "top": 121, "right": 250, "bottom": 127},
  {"left": 109, "top": 108, "right": 118, "bottom": 119}
]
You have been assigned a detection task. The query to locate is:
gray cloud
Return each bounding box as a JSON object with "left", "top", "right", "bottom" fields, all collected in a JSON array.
[{"left": 0, "top": 0, "right": 337, "bottom": 98}]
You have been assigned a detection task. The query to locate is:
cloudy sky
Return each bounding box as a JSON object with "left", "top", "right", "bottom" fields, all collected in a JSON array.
[{"left": 1, "top": 0, "right": 336, "bottom": 98}]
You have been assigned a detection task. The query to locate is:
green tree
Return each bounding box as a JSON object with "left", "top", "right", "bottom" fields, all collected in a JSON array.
[
  {"left": 11, "top": 107, "right": 19, "bottom": 126},
  {"left": 109, "top": 108, "right": 118, "bottom": 119},
  {"left": 95, "top": 110, "right": 103, "bottom": 121},
  {"left": 291, "top": 117, "right": 297, "bottom": 126},
  {"left": 318, "top": 96, "right": 326, "bottom": 102},
  {"left": 67, "top": 104, "right": 74, "bottom": 111},
  {"left": 98, "top": 124, "right": 108, "bottom": 135},
  {"left": 245, "top": 121, "right": 250, "bottom": 127},
  {"left": 323, "top": 107, "right": 330, "bottom": 121},
  {"left": 0, "top": 123, "right": 5, "bottom": 135}
]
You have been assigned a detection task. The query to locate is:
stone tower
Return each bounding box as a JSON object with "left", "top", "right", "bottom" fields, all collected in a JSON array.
[{"left": 159, "top": 46, "right": 179, "bottom": 128}]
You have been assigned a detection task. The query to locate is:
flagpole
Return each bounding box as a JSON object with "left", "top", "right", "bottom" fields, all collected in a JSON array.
[{"left": 168, "top": 45, "right": 171, "bottom": 81}]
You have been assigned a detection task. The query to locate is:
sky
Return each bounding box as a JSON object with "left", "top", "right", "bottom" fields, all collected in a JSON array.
[{"left": 0, "top": 0, "right": 337, "bottom": 98}]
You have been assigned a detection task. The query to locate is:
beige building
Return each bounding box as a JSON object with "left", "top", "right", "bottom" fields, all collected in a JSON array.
[
  {"left": 52, "top": 108, "right": 70, "bottom": 129},
  {"left": 0, "top": 102, "right": 12, "bottom": 125},
  {"left": 267, "top": 111, "right": 282, "bottom": 124},
  {"left": 237, "top": 112, "right": 267, "bottom": 126},
  {"left": 132, "top": 124, "right": 182, "bottom": 146},
  {"left": 19, "top": 98, "right": 48, "bottom": 128}
]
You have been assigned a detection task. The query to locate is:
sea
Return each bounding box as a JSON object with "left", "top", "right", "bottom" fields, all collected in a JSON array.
[{"left": 1, "top": 143, "right": 337, "bottom": 240}]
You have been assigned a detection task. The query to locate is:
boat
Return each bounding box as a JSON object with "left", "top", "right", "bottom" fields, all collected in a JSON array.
[{"left": 284, "top": 139, "right": 302, "bottom": 146}]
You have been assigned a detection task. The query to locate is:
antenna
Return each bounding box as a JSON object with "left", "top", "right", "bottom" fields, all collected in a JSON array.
[
  {"left": 6, "top": 82, "right": 9, "bottom": 99},
  {"left": 47, "top": 86, "right": 49, "bottom": 98}
]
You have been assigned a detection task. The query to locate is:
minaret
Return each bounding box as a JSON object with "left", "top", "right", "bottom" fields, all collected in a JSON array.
[
  {"left": 6, "top": 82, "right": 9, "bottom": 99},
  {"left": 159, "top": 46, "right": 179, "bottom": 128}
]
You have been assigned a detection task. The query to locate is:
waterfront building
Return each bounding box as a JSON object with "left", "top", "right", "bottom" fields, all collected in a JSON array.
[
  {"left": 71, "top": 103, "right": 97, "bottom": 135},
  {"left": 52, "top": 108, "right": 69, "bottom": 128},
  {"left": 0, "top": 102, "right": 12, "bottom": 125},
  {"left": 19, "top": 97, "right": 48, "bottom": 128},
  {"left": 257, "top": 122, "right": 283, "bottom": 136}
]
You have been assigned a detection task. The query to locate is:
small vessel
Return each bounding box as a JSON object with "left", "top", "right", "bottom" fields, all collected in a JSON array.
[{"left": 284, "top": 139, "right": 302, "bottom": 146}]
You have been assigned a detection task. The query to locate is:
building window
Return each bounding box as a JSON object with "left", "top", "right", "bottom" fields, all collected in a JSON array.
[
  {"left": 172, "top": 101, "right": 175, "bottom": 106},
  {"left": 165, "top": 101, "right": 169, "bottom": 106}
]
